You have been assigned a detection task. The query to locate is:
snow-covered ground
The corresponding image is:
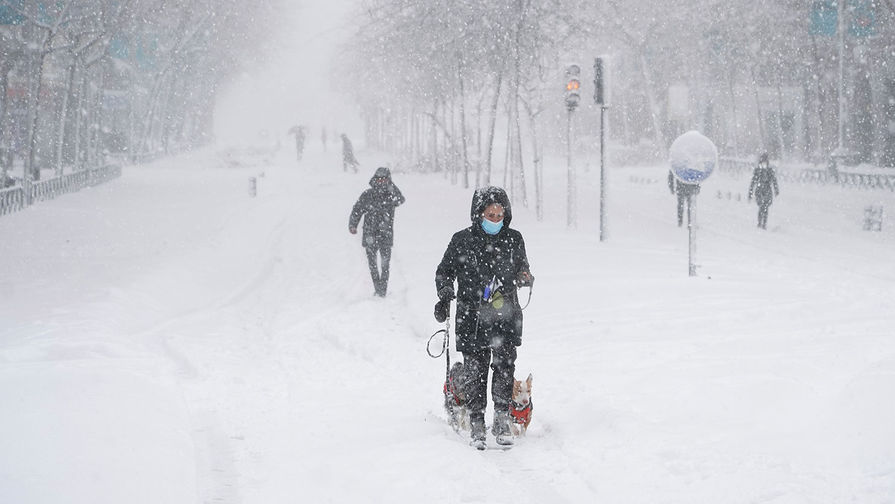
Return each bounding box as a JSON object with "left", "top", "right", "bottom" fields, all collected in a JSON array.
[{"left": 1, "top": 141, "right": 894, "bottom": 503}]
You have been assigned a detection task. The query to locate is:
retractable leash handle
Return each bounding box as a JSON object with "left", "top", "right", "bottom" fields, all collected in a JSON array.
[{"left": 443, "top": 316, "right": 451, "bottom": 377}]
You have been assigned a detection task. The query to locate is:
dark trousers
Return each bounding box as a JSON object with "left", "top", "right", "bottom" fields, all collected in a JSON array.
[
  {"left": 758, "top": 204, "right": 770, "bottom": 229},
  {"left": 365, "top": 245, "right": 391, "bottom": 296},
  {"left": 461, "top": 337, "right": 517, "bottom": 423}
]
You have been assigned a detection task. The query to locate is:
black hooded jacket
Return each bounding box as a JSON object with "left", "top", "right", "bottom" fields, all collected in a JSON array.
[
  {"left": 349, "top": 167, "right": 405, "bottom": 248},
  {"left": 435, "top": 186, "right": 532, "bottom": 352},
  {"left": 748, "top": 163, "right": 780, "bottom": 206}
]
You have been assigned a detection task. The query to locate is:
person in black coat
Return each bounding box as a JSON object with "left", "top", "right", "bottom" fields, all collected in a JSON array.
[
  {"left": 748, "top": 152, "right": 780, "bottom": 229},
  {"left": 349, "top": 167, "right": 405, "bottom": 296},
  {"left": 668, "top": 170, "right": 700, "bottom": 227},
  {"left": 434, "top": 186, "right": 534, "bottom": 447}
]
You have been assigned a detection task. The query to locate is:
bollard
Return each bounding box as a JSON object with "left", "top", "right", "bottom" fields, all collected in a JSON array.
[
  {"left": 863, "top": 205, "right": 883, "bottom": 231},
  {"left": 248, "top": 177, "right": 257, "bottom": 197}
]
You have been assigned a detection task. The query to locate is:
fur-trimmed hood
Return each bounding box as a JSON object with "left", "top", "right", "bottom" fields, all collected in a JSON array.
[{"left": 469, "top": 186, "right": 512, "bottom": 227}]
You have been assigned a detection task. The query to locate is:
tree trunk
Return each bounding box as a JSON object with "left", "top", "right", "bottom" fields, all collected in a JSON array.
[
  {"left": 484, "top": 73, "right": 502, "bottom": 186},
  {"left": 55, "top": 59, "right": 77, "bottom": 176},
  {"left": 750, "top": 65, "right": 766, "bottom": 152},
  {"left": 638, "top": 52, "right": 667, "bottom": 154},
  {"left": 503, "top": 107, "right": 512, "bottom": 192},
  {"left": 775, "top": 73, "right": 786, "bottom": 161},
  {"left": 458, "top": 56, "right": 470, "bottom": 188},
  {"left": 431, "top": 100, "right": 440, "bottom": 172},
  {"left": 73, "top": 68, "right": 86, "bottom": 170},
  {"left": 0, "top": 61, "right": 11, "bottom": 177},
  {"left": 88, "top": 71, "right": 106, "bottom": 168},
  {"left": 514, "top": 103, "right": 527, "bottom": 208},
  {"left": 475, "top": 89, "right": 485, "bottom": 187},
  {"left": 524, "top": 103, "right": 544, "bottom": 221},
  {"left": 511, "top": 0, "right": 528, "bottom": 206},
  {"left": 25, "top": 35, "right": 49, "bottom": 181},
  {"left": 727, "top": 67, "right": 739, "bottom": 157},
  {"left": 138, "top": 67, "right": 172, "bottom": 156}
]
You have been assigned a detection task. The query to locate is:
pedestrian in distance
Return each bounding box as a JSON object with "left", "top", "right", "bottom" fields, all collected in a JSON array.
[
  {"left": 434, "top": 186, "right": 534, "bottom": 449},
  {"left": 288, "top": 125, "right": 306, "bottom": 161},
  {"left": 668, "top": 170, "right": 700, "bottom": 227},
  {"left": 349, "top": 167, "right": 405, "bottom": 297},
  {"left": 321, "top": 127, "right": 328, "bottom": 152},
  {"left": 748, "top": 152, "right": 780, "bottom": 229},
  {"left": 341, "top": 133, "right": 359, "bottom": 173}
]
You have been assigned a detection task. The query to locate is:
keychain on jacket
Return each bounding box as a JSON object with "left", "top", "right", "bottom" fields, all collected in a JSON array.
[{"left": 482, "top": 275, "right": 505, "bottom": 310}]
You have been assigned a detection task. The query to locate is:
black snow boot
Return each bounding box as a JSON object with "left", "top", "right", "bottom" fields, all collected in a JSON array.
[{"left": 470, "top": 415, "right": 486, "bottom": 451}]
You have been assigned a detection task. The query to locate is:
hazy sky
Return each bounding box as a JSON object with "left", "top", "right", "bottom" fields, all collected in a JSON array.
[{"left": 214, "top": 0, "right": 361, "bottom": 147}]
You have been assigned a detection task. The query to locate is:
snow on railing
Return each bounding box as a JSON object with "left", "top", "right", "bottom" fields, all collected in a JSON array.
[{"left": 0, "top": 165, "right": 122, "bottom": 218}]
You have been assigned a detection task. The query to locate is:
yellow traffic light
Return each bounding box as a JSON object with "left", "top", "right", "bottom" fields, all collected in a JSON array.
[{"left": 564, "top": 64, "right": 581, "bottom": 111}]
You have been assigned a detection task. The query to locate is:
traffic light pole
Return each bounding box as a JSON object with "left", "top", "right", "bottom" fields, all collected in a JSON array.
[
  {"left": 594, "top": 56, "right": 608, "bottom": 241},
  {"left": 599, "top": 105, "right": 607, "bottom": 241},
  {"left": 564, "top": 64, "right": 581, "bottom": 229},
  {"left": 567, "top": 107, "right": 575, "bottom": 228}
]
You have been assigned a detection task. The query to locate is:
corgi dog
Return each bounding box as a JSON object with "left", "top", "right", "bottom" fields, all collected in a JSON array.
[{"left": 508, "top": 373, "right": 533, "bottom": 435}]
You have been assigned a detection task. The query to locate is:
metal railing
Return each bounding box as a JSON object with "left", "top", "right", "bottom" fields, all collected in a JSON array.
[
  {"left": 0, "top": 164, "right": 122, "bottom": 217},
  {"left": 0, "top": 186, "right": 26, "bottom": 215},
  {"left": 719, "top": 157, "right": 895, "bottom": 191}
]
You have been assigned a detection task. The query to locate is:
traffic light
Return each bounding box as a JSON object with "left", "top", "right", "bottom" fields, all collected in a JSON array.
[
  {"left": 594, "top": 57, "right": 607, "bottom": 106},
  {"left": 564, "top": 64, "right": 581, "bottom": 111}
]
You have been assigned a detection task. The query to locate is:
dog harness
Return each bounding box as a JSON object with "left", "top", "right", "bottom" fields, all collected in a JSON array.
[
  {"left": 509, "top": 399, "right": 532, "bottom": 425},
  {"left": 444, "top": 378, "right": 463, "bottom": 406}
]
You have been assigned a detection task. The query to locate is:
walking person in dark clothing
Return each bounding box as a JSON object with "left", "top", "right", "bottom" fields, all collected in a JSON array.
[
  {"left": 341, "top": 133, "right": 359, "bottom": 173},
  {"left": 748, "top": 152, "right": 780, "bottom": 229},
  {"left": 288, "top": 125, "right": 306, "bottom": 161},
  {"left": 434, "top": 186, "right": 534, "bottom": 449},
  {"left": 349, "top": 167, "right": 405, "bottom": 296},
  {"left": 668, "top": 170, "right": 700, "bottom": 227}
]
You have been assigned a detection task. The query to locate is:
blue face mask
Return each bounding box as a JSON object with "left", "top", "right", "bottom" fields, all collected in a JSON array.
[{"left": 481, "top": 218, "right": 504, "bottom": 235}]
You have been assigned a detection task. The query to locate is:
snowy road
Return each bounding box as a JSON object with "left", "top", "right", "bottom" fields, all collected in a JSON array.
[{"left": 2, "top": 146, "right": 894, "bottom": 503}]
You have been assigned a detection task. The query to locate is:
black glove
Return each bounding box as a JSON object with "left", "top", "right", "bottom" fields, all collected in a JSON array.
[
  {"left": 434, "top": 300, "right": 450, "bottom": 322},
  {"left": 515, "top": 271, "right": 534, "bottom": 288},
  {"left": 437, "top": 286, "right": 455, "bottom": 301}
]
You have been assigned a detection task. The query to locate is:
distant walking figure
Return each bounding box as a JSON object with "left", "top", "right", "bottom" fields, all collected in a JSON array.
[
  {"left": 748, "top": 152, "right": 780, "bottom": 229},
  {"left": 321, "top": 127, "right": 328, "bottom": 152},
  {"left": 349, "top": 167, "right": 405, "bottom": 296},
  {"left": 668, "top": 170, "right": 700, "bottom": 227},
  {"left": 288, "top": 125, "right": 306, "bottom": 161},
  {"left": 341, "top": 133, "right": 359, "bottom": 173}
]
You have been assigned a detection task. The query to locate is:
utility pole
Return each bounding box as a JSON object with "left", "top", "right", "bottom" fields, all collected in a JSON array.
[{"left": 594, "top": 57, "right": 608, "bottom": 241}]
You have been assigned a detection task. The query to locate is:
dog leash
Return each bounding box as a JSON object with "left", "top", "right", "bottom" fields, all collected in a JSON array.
[
  {"left": 518, "top": 285, "right": 533, "bottom": 311},
  {"left": 426, "top": 316, "right": 452, "bottom": 388}
]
